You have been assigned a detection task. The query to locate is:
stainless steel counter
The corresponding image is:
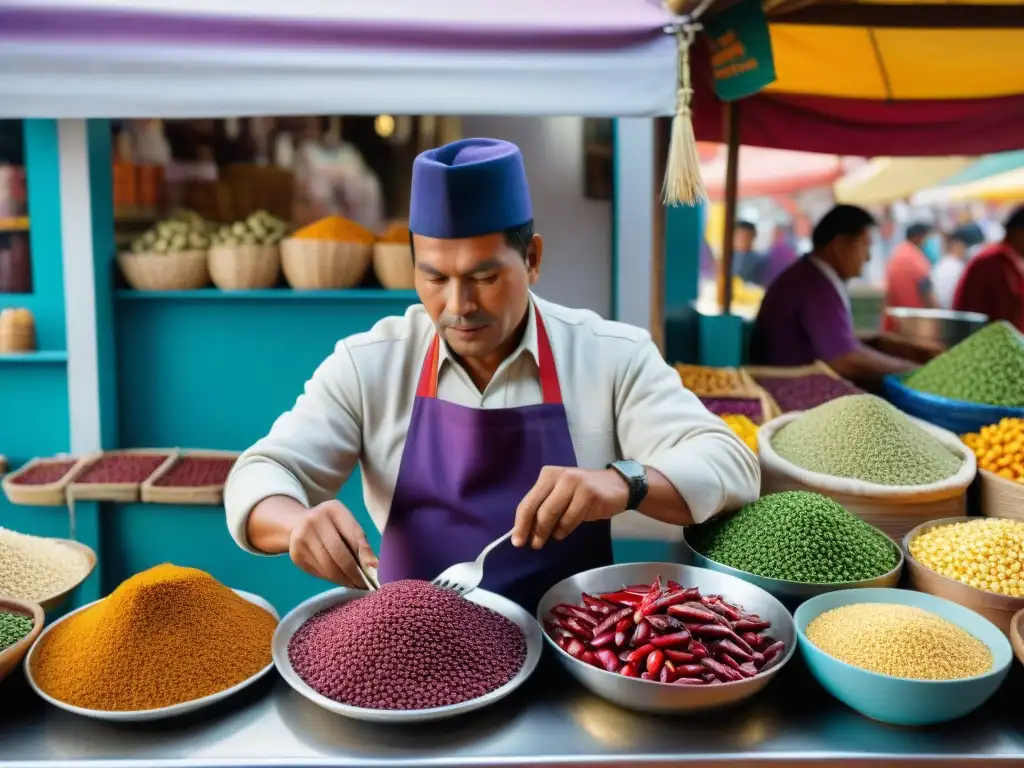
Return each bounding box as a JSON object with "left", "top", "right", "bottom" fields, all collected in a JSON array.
[{"left": 2, "top": 658, "right": 1023, "bottom": 767}]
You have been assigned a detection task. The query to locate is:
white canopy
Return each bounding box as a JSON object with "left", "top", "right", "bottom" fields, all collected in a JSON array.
[{"left": 0, "top": 0, "right": 678, "bottom": 118}]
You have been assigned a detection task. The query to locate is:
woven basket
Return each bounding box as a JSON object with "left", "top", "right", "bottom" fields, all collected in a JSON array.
[
  {"left": 67, "top": 449, "right": 178, "bottom": 503},
  {"left": 209, "top": 245, "right": 281, "bottom": 291},
  {"left": 2, "top": 454, "right": 100, "bottom": 506},
  {"left": 884, "top": 373, "right": 1024, "bottom": 435},
  {"left": 118, "top": 250, "right": 210, "bottom": 291},
  {"left": 0, "top": 597, "right": 43, "bottom": 685},
  {"left": 373, "top": 242, "right": 415, "bottom": 289},
  {"left": 978, "top": 468, "right": 1024, "bottom": 521},
  {"left": 141, "top": 449, "right": 240, "bottom": 505},
  {"left": 758, "top": 413, "right": 976, "bottom": 542},
  {"left": 281, "top": 239, "right": 371, "bottom": 290},
  {"left": 744, "top": 361, "right": 862, "bottom": 417}
]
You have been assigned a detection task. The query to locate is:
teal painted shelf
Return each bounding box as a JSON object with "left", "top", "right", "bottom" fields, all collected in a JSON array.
[
  {"left": 115, "top": 289, "right": 419, "bottom": 302},
  {"left": 0, "top": 350, "right": 68, "bottom": 364}
]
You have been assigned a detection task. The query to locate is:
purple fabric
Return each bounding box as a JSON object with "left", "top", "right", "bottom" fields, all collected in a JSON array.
[
  {"left": 764, "top": 241, "right": 798, "bottom": 288},
  {"left": 0, "top": 5, "right": 669, "bottom": 52},
  {"left": 379, "top": 363, "right": 612, "bottom": 612},
  {"left": 749, "top": 257, "right": 857, "bottom": 367},
  {"left": 410, "top": 139, "right": 532, "bottom": 239}
]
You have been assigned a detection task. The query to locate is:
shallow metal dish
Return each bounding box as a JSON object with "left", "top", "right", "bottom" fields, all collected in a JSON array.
[
  {"left": 536, "top": 563, "right": 796, "bottom": 713},
  {"left": 273, "top": 585, "right": 543, "bottom": 723},
  {"left": 25, "top": 589, "right": 278, "bottom": 722},
  {"left": 682, "top": 527, "right": 904, "bottom": 605},
  {"left": 885, "top": 307, "right": 988, "bottom": 348}
]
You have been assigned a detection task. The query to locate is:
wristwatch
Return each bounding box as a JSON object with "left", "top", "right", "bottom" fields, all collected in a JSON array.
[{"left": 607, "top": 460, "right": 649, "bottom": 511}]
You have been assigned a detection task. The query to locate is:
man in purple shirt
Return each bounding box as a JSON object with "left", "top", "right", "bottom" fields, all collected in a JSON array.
[{"left": 750, "top": 205, "right": 919, "bottom": 388}]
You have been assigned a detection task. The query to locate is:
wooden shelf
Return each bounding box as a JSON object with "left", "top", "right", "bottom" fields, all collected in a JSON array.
[
  {"left": 0, "top": 216, "right": 29, "bottom": 233},
  {"left": 115, "top": 288, "right": 419, "bottom": 302}
]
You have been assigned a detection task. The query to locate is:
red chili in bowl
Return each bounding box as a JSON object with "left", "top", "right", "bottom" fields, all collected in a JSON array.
[{"left": 288, "top": 580, "right": 527, "bottom": 710}]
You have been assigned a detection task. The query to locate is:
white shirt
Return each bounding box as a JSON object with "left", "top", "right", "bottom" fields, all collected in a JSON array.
[
  {"left": 933, "top": 255, "right": 966, "bottom": 309},
  {"left": 809, "top": 255, "right": 852, "bottom": 314},
  {"left": 224, "top": 295, "right": 761, "bottom": 553}
]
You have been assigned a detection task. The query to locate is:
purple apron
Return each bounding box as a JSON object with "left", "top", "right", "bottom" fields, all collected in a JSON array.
[{"left": 378, "top": 306, "right": 614, "bottom": 610}]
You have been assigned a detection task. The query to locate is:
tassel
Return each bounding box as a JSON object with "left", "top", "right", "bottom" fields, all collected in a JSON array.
[{"left": 662, "top": 25, "right": 707, "bottom": 207}]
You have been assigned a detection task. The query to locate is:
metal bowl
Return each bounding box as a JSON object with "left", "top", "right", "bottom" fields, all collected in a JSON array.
[
  {"left": 25, "top": 589, "right": 278, "bottom": 722},
  {"left": 536, "top": 563, "right": 796, "bottom": 713},
  {"left": 884, "top": 307, "right": 988, "bottom": 348},
  {"left": 681, "top": 528, "right": 904, "bottom": 607},
  {"left": 273, "top": 586, "right": 543, "bottom": 723}
]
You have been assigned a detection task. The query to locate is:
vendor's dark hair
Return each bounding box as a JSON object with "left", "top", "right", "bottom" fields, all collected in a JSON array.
[
  {"left": 736, "top": 220, "right": 757, "bottom": 233},
  {"left": 812, "top": 205, "right": 877, "bottom": 251},
  {"left": 1005, "top": 206, "right": 1024, "bottom": 233},
  {"left": 409, "top": 220, "right": 534, "bottom": 261}
]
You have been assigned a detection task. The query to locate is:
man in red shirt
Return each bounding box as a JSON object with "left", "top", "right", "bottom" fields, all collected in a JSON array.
[
  {"left": 954, "top": 207, "right": 1024, "bottom": 331},
  {"left": 883, "top": 222, "right": 938, "bottom": 331}
]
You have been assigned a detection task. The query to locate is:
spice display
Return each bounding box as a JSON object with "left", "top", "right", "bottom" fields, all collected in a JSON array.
[
  {"left": 288, "top": 580, "right": 526, "bottom": 710},
  {"left": 0, "top": 611, "right": 33, "bottom": 651},
  {"left": 129, "top": 211, "right": 210, "bottom": 254},
  {"left": 905, "top": 321, "right": 1024, "bottom": 407},
  {"left": 674, "top": 364, "right": 750, "bottom": 396},
  {"left": 805, "top": 603, "right": 992, "bottom": 680},
  {"left": 755, "top": 374, "right": 863, "bottom": 413},
  {"left": 378, "top": 221, "right": 410, "bottom": 243},
  {"left": 75, "top": 454, "right": 167, "bottom": 484},
  {"left": 292, "top": 215, "right": 376, "bottom": 244},
  {"left": 771, "top": 395, "right": 962, "bottom": 486},
  {"left": 31, "top": 563, "right": 276, "bottom": 711},
  {"left": 689, "top": 492, "right": 900, "bottom": 583},
  {"left": 701, "top": 397, "right": 764, "bottom": 423},
  {"left": 721, "top": 414, "right": 758, "bottom": 452},
  {"left": 8, "top": 460, "right": 76, "bottom": 485},
  {"left": 155, "top": 456, "right": 236, "bottom": 487},
  {"left": 962, "top": 418, "right": 1024, "bottom": 482},
  {"left": 210, "top": 210, "right": 287, "bottom": 247},
  {"left": 545, "top": 576, "right": 785, "bottom": 684},
  {"left": 0, "top": 528, "right": 91, "bottom": 601},
  {"left": 909, "top": 518, "right": 1024, "bottom": 597}
]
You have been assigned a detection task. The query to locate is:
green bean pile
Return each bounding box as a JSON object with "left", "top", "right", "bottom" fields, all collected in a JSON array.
[{"left": 0, "top": 610, "right": 33, "bottom": 651}]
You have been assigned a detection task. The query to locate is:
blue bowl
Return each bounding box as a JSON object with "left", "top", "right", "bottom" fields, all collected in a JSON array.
[
  {"left": 883, "top": 374, "right": 1024, "bottom": 435},
  {"left": 795, "top": 588, "right": 1012, "bottom": 726}
]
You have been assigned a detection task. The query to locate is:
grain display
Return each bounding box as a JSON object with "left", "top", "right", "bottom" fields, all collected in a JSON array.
[
  {"left": 771, "top": 395, "right": 962, "bottom": 485},
  {"left": 155, "top": 456, "right": 236, "bottom": 487},
  {"left": 76, "top": 454, "right": 167, "bottom": 484},
  {"left": 805, "top": 603, "right": 992, "bottom": 680},
  {"left": 689, "top": 492, "right": 899, "bottom": 583},
  {"left": 701, "top": 397, "right": 764, "bottom": 423},
  {"left": 905, "top": 321, "right": 1024, "bottom": 407},
  {"left": 288, "top": 580, "right": 526, "bottom": 710},
  {"left": 0, "top": 528, "right": 91, "bottom": 602},
  {"left": 0, "top": 611, "right": 33, "bottom": 651},
  {"left": 962, "top": 418, "right": 1024, "bottom": 482},
  {"left": 9, "top": 461, "right": 76, "bottom": 486},
  {"left": 909, "top": 518, "right": 1024, "bottom": 597},
  {"left": 756, "top": 374, "right": 863, "bottom": 413}
]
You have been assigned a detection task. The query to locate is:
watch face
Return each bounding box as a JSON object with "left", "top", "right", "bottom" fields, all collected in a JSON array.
[{"left": 616, "top": 460, "right": 644, "bottom": 480}]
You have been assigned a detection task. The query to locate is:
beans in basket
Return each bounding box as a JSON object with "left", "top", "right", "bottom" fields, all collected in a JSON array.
[
  {"left": 210, "top": 210, "right": 287, "bottom": 247},
  {"left": 545, "top": 576, "right": 785, "bottom": 684},
  {"left": 130, "top": 210, "right": 210, "bottom": 254}
]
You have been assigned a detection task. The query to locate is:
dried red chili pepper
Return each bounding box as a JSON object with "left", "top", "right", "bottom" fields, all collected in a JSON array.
[
  {"left": 666, "top": 604, "right": 720, "bottom": 624},
  {"left": 675, "top": 663, "right": 705, "bottom": 677},
  {"left": 597, "top": 591, "right": 643, "bottom": 608},
  {"left": 581, "top": 593, "right": 617, "bottom": 615},
  {"left": 620, "top": 663, "right": 639, "bottom": 678},
  {"left": 646, "top": 649, "right": 664, "bottom": 676},
  {"left": 552, "top": 604, "right": 599, "bottom": 626},
  {"left": 614, "top": 631, "right": 627, "bottom": 648},
  {"left": 592, "top": 607, "right": 632, "bottom": 637},
  {"left": 717, "top": 638, "right": 753, "bottom": 661},
  {"left": 590, "top": 631, "right": 616, "bottom": 648},
  {"left": 626, "top": 643, "right": 655, "bottom": 665},
  {"left": 566, "top": 639, "right": 586, "bottom": 659},
  {"left": 664, "top": 648, "right": 696, "bottom": 664},
  {"left": 630, "top": 620, "right": 651, "bottom": 647},
  {"left": 643, "top": 614, "right": 685, "bottom": 633},
  {"left": 649, "top": 631, "right": 691, "bottom": 649},
  {"left": 733, "top": 619, "right": 771, "bottom": 633},
  {"left": 596, "top": 648, "right": 621, "bottom": 673},
  {"left": 556, "top": 617, "right": 593, "bottom": 640},
  {"left": 762, "top": 640, "right": 785, "bottom": 664},
  {"left": 673, "top": 677, "right": 707, "bottom": 686}
]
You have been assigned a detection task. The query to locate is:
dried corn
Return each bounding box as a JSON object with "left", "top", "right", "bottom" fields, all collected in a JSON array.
[
  {"left": 909, "top": 518, "right": 1024, "bottom": 597},
  {"left": 962, "top": 418, "right": 1024, "bottom": 482}
]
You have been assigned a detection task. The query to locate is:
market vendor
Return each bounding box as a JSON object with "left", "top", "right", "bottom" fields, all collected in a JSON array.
[
  {"left": 750, "top": 205, "right": 928, "bottom": 389},
  {"left": 953, "top": 206, "right": 1024, "bottom": 332},
  {"left": 224, "top": 138, "right": 759, "bottom": 609}
]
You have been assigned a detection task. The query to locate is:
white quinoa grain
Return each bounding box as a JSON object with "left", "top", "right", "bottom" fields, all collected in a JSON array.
[{"left": 0, "top": 528, "right": 91, "bottom": 601}]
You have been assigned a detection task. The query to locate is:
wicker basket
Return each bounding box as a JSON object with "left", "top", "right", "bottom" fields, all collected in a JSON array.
[
  {"left": 2, "top": 454, "right": 100, "bottom": 506},
  {"left": 0, "top": 597, "right": 43, "bottom": 685},
  {"left": 978, "top": 468, "right": 1024, "bottom": 521},
  {"left": 884, "top": 373, "right": 1024, "bottom": 435},
  {"left": 67, "top": 449, "right": 178, "bottom": 503},
  {"left": 118, "top": 250, "right": 210, "bottom": 291},
  {"left": 142, "top": 449, "right": 240, "bottom": 505},
  {"left": 744, "top": 361, "right": 862, "bottom": 418},
  {"left": 280, "top": 239, "right": 371, "bottom": 290},
  {"left": 209, "top": 245, "right": 281, "bottom": 291},
  {"left": 1011, "top": 609, "right": 1024, "bottom": 669},
  {"left": 758, "top": 413, "right": 976, "bottom": 542},
  {"left": 373, "top": 242, "right": 415, "bottom": 290}
]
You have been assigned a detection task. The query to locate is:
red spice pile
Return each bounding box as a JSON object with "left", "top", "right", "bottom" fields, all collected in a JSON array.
[
  {"left": 288, "top": 580, "right": 526, "bottom": 710},
  {"left": 77, "top": 454, "right": 167, "bottom": 484},
  {"left": 11, "top": 461, "right": 76, "bottom": 485},
  {"left": 155, "top": 457, "right": 235, "bottom": 487}
]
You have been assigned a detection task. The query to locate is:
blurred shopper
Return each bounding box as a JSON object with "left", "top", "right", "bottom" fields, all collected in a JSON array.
[
  {"left": 732, "top": 220, "right": 768, "bottom": 287},
  {"left": 933, "top": 223, "right": 985, "bottom": 309},
  {"left": 882, "top": 222, "right": 938, "bottom": 331},
  {"left": 954, "top": 206, "right": 1024, "bottom": 331},
  {"left": 763, "top": 222, "right": 798, "bottom": 288}
]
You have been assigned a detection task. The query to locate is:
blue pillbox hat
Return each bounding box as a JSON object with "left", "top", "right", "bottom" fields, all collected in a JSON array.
[{"left": 409, "top": 138, "right": 533, "bottom": 239}]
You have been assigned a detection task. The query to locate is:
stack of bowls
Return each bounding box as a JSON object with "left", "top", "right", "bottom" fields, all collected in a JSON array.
[{"left": 795, "top": 588, "right": 1011, "bottom": 726}]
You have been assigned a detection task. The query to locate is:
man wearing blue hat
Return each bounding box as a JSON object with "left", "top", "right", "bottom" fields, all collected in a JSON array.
[{"left": 225, "top": 138, "right": 759, "bottom": 610}]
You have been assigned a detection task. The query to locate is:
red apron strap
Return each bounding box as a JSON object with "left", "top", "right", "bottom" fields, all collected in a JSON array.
[{"left": 416, "top": 304, "right": 562, "bottom": 403}]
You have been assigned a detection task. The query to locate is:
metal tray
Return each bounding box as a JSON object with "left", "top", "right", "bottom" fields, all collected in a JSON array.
[{"left": 273, "top": 585, "right": 543, "bottom": 723}]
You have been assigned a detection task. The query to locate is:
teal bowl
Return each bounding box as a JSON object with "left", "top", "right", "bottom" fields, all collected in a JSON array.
[{"left": 795, "top": 588, "right": 1012, "bottom": 726}]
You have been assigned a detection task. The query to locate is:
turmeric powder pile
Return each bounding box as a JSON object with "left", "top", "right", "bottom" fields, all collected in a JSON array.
[
  {"left": 293, "top": 215, "right": 375, "bottom": 244},
  {"left": 378, "top": 221, "right": 410, "bottom": 244},
  {"left": 31, "top": 563, "right": 277, "bottom": 711}
]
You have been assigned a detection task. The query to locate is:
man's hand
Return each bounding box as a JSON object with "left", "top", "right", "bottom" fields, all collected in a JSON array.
[
  {"left": 513, "top": 467, "right": 630, "bottom": 550},
  {"left": 288, "top": 499, "right": 378, "bottom": 588}
]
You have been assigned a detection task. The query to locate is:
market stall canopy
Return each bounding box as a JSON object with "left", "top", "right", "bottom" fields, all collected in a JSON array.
[
  {"left": 913, "top": 150, "right": 1024, "bottom": 204},
  {"left": 700, "top": 143, "right": 858, "bottom": 200},
  {"left": 834, "top": 157, "right": 975, "bottom": 206},
  {"left": 0, "top": 0, "right": 678, "bottom": 118},
  {"left": 688, "top": 0, "right": 1024, "bottom": 156}
]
